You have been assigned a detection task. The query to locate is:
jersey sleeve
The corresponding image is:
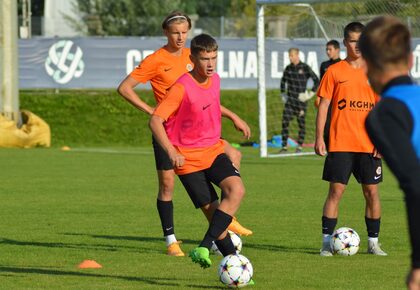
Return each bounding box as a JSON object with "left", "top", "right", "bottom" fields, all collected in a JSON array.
[
  {"left": 366, "top": 98, "right": 420, "bottom": 268},
  {"left": 306, "top": 64, "right": 319, "bottom": 92},
  {"left": 317, "top": 67, "right": 335, "bottom": 100},
  {"left": 153, "top": 83, "right": 185, "bottom": 121},
  {"left": 280, "top": 66, "right": 289, "bottom": 92},
  {"left": 129, "top": 54, "right": 157, "bottom": 84}
]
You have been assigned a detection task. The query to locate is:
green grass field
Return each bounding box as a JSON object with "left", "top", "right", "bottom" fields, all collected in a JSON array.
[{"left": 0, "top": 146, "right": 410, "bottom": 289}]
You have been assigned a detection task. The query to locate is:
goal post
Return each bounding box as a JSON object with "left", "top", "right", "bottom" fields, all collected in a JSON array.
[
  {"left": 1, "top": 0, "right": 21, "bottom": 125},
  {"left": 256, "top": 4, "right": 268, "bottom": 158},
  {"left": 256, "top": 0, "right": 329, "bottom": 158}
]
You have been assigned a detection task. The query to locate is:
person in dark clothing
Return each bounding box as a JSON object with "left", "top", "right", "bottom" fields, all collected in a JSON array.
[
  {"left": 316, "top": 40, "right": 341, "bottom": 151},
  {"left": 319, "top": 40, "right": 341, "bottom": 80},
  {"left": 360, "top": 16, "right": 420, "bottom": 289},
  {"left": 280, "top": 47, "right": 319, "bottom": 153}
]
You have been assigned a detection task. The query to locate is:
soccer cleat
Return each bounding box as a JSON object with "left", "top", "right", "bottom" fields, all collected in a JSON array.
[
  {"left": 320, "top": 241, "right": 333, "bottom": 257},
  {"left": 296, "top": 146, "right": 303, "bottom": 153},
  {"left": 279, "top": 147, "right": 288, "bottom": 153},
  {"left": 189, "top": 247, "right": 212, "bottom": 268},
  {"left": 167, "top": 241, "right": 185, "bottom": 257},
  {"left": 228, "top": 217, "right": 253, "bottom": 236},
  {"left": 367, "top": 240, "right": 388, "bottom": 256}
]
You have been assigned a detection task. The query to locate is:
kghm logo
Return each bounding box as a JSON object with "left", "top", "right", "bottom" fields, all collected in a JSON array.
[
  {"left": 338, "top": 99, "right": 346, "bottom": 110},
  {"left": 337, "top": 99, "right": 374, "bottom": 111},
  {"left": 349, "top": 100, "right": 374, "bottom": 110},
  {"left": 45, "top": 40, "right": 84, "bottom": 84}
]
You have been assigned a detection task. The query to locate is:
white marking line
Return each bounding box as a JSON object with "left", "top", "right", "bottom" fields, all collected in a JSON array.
[
  {"left": 69, "top": 148, "right": 153, "bottom": 155},
  {"left": 267, "top": 152, "right": 316, "bottom": 158}
]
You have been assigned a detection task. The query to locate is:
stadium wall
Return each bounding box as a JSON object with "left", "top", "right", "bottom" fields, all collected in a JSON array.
[{"left": 19, "top": 37, "right": 420, "bottom": 89}]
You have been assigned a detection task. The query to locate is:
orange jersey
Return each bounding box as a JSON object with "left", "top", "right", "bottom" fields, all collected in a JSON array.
[
  {"left": 130, "top": 47, "right": 193, "bottom": 103},
  {"left": 317, "top": 60, "right": 380, "bottom": 152},
  {"left": 154, "top": 75, "right": 224, "bottom": 175}
]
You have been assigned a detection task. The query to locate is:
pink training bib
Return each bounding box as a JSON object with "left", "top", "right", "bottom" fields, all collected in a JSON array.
[{"left": 165, "top": 73, "right": 221, "bottom": 148}]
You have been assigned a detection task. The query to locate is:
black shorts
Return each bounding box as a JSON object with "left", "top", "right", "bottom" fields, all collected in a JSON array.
[
  {"left": 322, "top": 152, "right": 383, "bottom": 185},
  {"left": 152, "top": 136, "right": 173, "bottom": 171},
  {"left": 178, "top": 154, "right": 241, "bottom": 208}
]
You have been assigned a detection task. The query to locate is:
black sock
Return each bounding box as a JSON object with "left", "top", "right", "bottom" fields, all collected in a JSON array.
[
  {"left": 365, "top": 217, "right": 380, "bottom": 238},
  {"left": 199, "top": 209, "right": 233, "bottom": 250},
  {"left": 156, "top": 199, "right": 174, "bottom": 236},
  {"left": 322, "top": 216, "right": 337, "bottom": 235},
  {"left": 215, "top": 234, "right": 236, "bottom": 256}
]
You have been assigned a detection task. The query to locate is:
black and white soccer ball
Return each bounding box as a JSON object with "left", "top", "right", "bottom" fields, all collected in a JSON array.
[
  {"left": 218, "top": 254, "right": 253, "bottom": 288},
  {"left": 330, "top": 227, "right": 360, "bottom": 256}
]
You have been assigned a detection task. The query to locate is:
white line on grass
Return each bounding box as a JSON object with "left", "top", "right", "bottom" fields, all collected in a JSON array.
[
  {"left": 267, "top": 151, "right": 316, "bottom": 158},
  {"left": 69, "top": 148, "right": 153, "bottom": 155}
]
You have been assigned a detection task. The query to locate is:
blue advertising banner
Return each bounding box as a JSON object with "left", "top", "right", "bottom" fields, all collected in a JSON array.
[{"left": 19, "top": 37, "right": 420, "bottom": 89}]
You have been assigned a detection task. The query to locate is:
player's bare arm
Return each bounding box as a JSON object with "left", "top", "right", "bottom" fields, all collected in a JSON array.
[
  {"left": 315, "top": 97, "right": 330, "bottom": 156},
  {"left": 220, "top": 106, "right": 251, "bottom": 139},
  {"left": 118, "top": 76, "right": 155, "bottom": 115},
  {"left": 149, "top": 115, "right": 185, "bottom": 168}
]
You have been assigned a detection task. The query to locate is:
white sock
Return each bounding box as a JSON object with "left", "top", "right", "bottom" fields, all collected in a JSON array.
[
  {"left": 323, "top": 234, "right": 331, "bottom": 244},
  {"left": 165, "top": 234, "right": 177, "bottom": 246},
  {"left": 368, "top": 237, "right": 378, "bottom": 243}
]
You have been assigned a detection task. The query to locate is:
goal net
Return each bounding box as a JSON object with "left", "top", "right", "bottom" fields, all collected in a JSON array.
[{"left": 256, "top": 0, "right": 420, "bottom": 157}]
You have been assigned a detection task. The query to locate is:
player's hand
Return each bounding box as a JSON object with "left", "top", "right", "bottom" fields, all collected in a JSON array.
[
  {"left": 233, "top": 118, "right": 251, "bottom": 140},
  {"left": 148, "top": 106, "right": 156, "bottom": 115},
  {"left": 315, "top": 138, "right": 327, "bottom": 156},
  {"left": 280, "top": 92, "right": 288, "bottom": 103},
  {"left": 373, "top": 148, "right": 382, "bottom": 158},
  {"left": 407, "top": 268, "right": 420, "bottom": 290},
  {"left": 168, "top": 150, "right": 185, "bottom": 168}
]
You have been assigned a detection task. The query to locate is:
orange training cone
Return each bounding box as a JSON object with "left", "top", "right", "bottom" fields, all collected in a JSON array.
[{"left": 78, "top": 259, "right": 102, "bottom": 269}]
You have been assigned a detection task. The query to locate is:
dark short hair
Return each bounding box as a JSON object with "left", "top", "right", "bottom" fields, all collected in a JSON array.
[
  {"left": 344, "top": 22, "right": 364, "bottom": 39},
  {"left": 288, "top": 47, "right": 299, "bottom": 54},
  {"left": 359, "top": 16, "right": 411, "bottom": 71},
  {"left": 326, "top": 39, "right": 340, "bottom": 49},
  {"left": 190, "top": 34, "right": 218, "bottom": 56},
  {"left": 162, "top": 11, "right": 191, "bottom": 30}
]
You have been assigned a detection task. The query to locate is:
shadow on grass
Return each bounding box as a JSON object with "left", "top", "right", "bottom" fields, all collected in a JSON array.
[
  {"left": 66, "top": 233, "right": 321, "bottom": 255},
  {"left": 244, "top": 242, "right": 319, "bottom": 255},
  {"left": 63, "top": 233, "right": 201, "bottom": 246},
  {"left": 185, "top": 284, "right": 226, "bottom": 289},
  {"left": 0, "top": 237, "right": 161, "bottom": 254},
  {"left": 0, "top": 266, "right": 180, "bottom": 287},
  {"left": 1, "top": 234, "right": 319, "bottom": 256}
]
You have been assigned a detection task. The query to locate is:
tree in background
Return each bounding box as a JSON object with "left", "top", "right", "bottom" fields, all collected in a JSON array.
[
  {"left": 64, "top": 0, "right": 197, "bottom": 36},
  {"left": 64, "top": 0, "right": 257, "bottom": 37}
]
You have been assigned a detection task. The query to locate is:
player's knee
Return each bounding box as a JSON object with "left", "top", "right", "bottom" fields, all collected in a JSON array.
[
  {"left": 159, "top": 175, "right": 175, "bottom": 197},
  {"left": 363, "top": 188, "right": 379, "bottom": 201},
  {"left": 327, "top": 189, "right": 344, "bottom": 201},
  {"left": 230, "top": 184, "right": 245, "bottom": 202}
]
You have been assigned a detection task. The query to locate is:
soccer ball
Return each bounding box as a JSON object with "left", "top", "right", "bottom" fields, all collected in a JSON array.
[
  {"left": 218, "top": 254, "right": 253, "bottom": 288},
  {"left": 211, "top": 230, "right": 242, "bottom": 256},
  {"left": 330, "top": 227, "right": 360, "bottom": 256}
]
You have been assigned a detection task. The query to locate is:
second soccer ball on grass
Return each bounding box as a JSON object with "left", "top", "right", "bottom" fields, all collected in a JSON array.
[
  {"left": 330, "top": 227, "right": 360, "bottom": 256},
  {"left": 211, "top": 230, "right": 242, "bottom": 256}
]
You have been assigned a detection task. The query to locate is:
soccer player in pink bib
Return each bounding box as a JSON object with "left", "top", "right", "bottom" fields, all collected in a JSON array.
[{"left": 150, "top": 34, "right": 252, "bottom": 273}]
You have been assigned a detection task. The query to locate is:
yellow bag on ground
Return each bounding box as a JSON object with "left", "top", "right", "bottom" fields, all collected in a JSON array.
[{"left": 0, "top": 110, "right": 51, "bottom": 148}]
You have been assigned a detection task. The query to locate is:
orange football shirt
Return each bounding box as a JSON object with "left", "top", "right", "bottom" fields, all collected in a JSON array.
[
  {"left": 317, "top": 60, "right": 380, "bottom": 153},
  {"left": 154, "top": 76, "right": 224, "bottom": 175},
  {"left": 130, "top": 47, "right": 193, "bottom": 103}
]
